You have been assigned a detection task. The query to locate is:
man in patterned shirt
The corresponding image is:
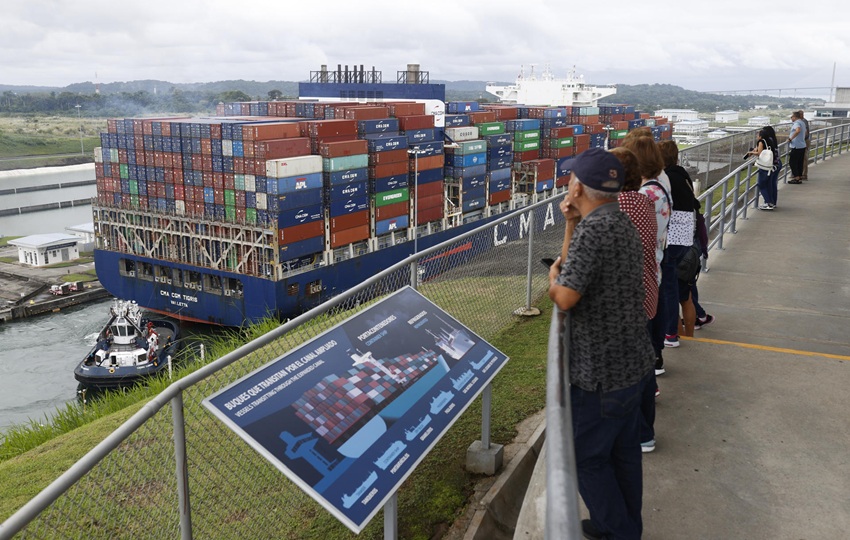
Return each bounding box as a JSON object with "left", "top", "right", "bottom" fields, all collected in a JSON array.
[{"left": 548, "top": 148, "right": 655, "bottom": 540}]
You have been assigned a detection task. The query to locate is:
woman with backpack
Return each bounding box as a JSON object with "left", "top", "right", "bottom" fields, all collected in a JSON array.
[{"left": 748, "top": 127, "right": 780, "bottom": 210}]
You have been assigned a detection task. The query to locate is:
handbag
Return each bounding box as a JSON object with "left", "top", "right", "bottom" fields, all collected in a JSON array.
[
  {"left": 755, "top": 148, "right": 774, "bottom": 171},
  {"left": 676, "top": 243, "right": 701, "bottom": 282}
]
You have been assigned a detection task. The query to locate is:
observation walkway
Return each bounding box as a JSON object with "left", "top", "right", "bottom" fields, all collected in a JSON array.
[{"left": 506, "top": 153, "right": 850, "bottom": 539}]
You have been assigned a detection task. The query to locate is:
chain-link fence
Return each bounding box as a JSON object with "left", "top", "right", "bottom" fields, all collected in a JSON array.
[{"left": 1, "top": 197, "right": 566, "bottom": 540}]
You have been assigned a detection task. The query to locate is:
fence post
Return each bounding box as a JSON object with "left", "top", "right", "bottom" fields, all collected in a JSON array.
[
  {"left": 172, "top": 392, "right": 193, "bottom": 540},
  {"left": 465, "top": 384, "right": 503, "bottom": 475},
  {"left": 515, "top": 210, "right": 540, "bottom": 316},
  {"left": 383, "top": 493, "right": 398, "bottom": 540},
  {"left": 730, "top": 171, "right": 739, "bottom": 234},
  {"left": 704, "top": 140, "right": 712, "bottom": 188},
  {"left": 410, "top": 259, "right": 418, "bottom": 290}
]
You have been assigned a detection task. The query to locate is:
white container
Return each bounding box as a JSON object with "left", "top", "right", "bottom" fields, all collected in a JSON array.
[
  {"left": 244, "top": 174, "right": 256, "bottom": 192},
  {"left": 93, "top": 147, "right": 103, "bottom": 163},
  {"left": 222, "top": 139, "right": 233, "bottom": 157},
  {"left": 445, "top": 126, "right": 479, "bottom": 142},
  {"left": 175, "top": 200, "right": 185, "bottom": 215},
  {"left": 266, "top": 155, "right": 323, "bottom": 178},
  {"left": 256, "top": 192, "right": 267, "bottom": 210}
]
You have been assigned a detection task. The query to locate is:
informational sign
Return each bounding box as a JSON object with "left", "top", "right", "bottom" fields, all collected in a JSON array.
[{"left": 203, "top": 286, "right": 509, "bottom": 533}]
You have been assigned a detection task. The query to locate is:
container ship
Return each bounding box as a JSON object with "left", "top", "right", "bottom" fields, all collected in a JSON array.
[{"left": 92, "top": 63, "right": 672, "bottom": 326}]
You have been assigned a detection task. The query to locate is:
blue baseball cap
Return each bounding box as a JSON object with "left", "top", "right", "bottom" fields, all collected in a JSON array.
[{"left": 571, "top": 148, "right": 624, "bottom": 193}]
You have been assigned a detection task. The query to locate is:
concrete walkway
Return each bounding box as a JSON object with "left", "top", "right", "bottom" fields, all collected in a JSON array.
[
  {"left": 642, "top": 153, "right": 850, "bottom": 538},
  {"left": 495, "top": 153, "right": 850, "bottom": 539}
]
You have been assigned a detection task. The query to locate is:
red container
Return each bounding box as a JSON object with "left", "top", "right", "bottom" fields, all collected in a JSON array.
[
  {"left": 213, "top": 173, "right": 224, "bottom": 189},
  {"left": 307, "top": 120, "right": 358, "bottom": 138},
  {"left": 489, "top": 189, "right": 511, "bottom": 205},
  {"left": 135, "top": 150, "right": 146, "bottom": 166},
  {"left": 344, "top": 107, "right": 390, "bottom": 121},
  {"left": 235, "top": 190, "right": 246, "bottom": 208},
  {"left": 224, "top": 173, "right": 235, "bottom": 190},
  {"left": 514, "top": 149, "right": 541, "bottom": 162},
  {"left": 556, "top": 175, "right": 571, "bottom": 188},
  {"left": 388, "top": 102, "right": 426, "bottom": 117},
  {"left": 173, "top": 168, "right": 184, "bottom": 184},
  {"left": 193, "top": 186, "right": 204, "bottom": 201},
  {"left": 418, "top": 193, "right": 443, "bottom": 210},
  {"left": 330, "top": 225, "right": 370, "bottom": 248},
  {"left": 417, "top": 205, "right": 444, "bottom": 225},
  {"left": 548, "top": 127, "right": 574, "bottom": 138},
  {"left": 320, "top": 139, "right": 369, "bottom": 158},
  {"left": 582, "top": 123, "right": 604, "bottom": 134},
  {"left": 482, "top": 105, "right": 519, "bottom": 121},
  {"left": 410, "top": 155, "right": 443, "bottom": 171},
  {"left": 254, "top": 138, "right": 311, "bottom": 159},
  {"left": 242, "top": 122, "right": 300, "bottom": 142},
  {"left": 519, "top": 159, "right": 556, "bottom": 176},
  {"left": 213, "top": 189, "right": 224, "bottom": 205},
  {"left": 415, "top": 180, "right": 443, "bottom": 198},
  {"left": 202, "top": 156, "right": 213, "bottom": 172},
  {"left": 368, "top": 148, "right": 408, "bottom": 165},
  {"left": 279, "top": 220, "right": 325, "bottom": 245},
  {"left": 543, "top": 147, "right": 574, "bottom": 159},
  {"left": 369, "top": 161, "right": 408, "bottom": 179},
  {"left": 201, "top": 139, "right": 212, "bottom": 155},
  {"left": 330, "top": 209, "right": 369, "bottom": 232},
  {"left": 573, "top": 134, "right": 590, "bottom": 147},
  {"left": 469, "top": 111, "right": 497, "bottom": 124},
  {"left": 310, "top": 135, "right": 357, "bottom": 154},
  {"left": 375, "top": 201, "right": 408, "bottom": 221},
  {"left": 397, "top": 115, "right": 435, "bottom": 131},
  {"left": 174, "top": 184, "right": 185, "bottom": 200}
]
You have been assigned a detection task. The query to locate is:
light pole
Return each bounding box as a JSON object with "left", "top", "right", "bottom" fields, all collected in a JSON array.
[
  {"left": 407, "top": 147, "right": 422, "bottom": 288},
  {"left": 75, "top": 104, "right": 84, "bottom": 155}
]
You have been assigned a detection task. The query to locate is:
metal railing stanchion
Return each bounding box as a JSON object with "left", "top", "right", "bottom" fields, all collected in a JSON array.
[{"left": 172, "top": 392, "right": 194, "bottom": 540}]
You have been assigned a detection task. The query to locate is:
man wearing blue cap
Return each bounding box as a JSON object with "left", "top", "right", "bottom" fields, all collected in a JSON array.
[{"left": 549, "top": 148, "right": 655, "bottom": 539}]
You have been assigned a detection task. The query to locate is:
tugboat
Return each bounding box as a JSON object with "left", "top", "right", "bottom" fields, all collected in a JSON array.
[{"left": 74, "top": 299, "right": 181, "bottom": 390}]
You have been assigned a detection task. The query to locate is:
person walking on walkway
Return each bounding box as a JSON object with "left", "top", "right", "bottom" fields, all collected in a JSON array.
[
  {"left": 549, "top": 148, "right": 655, "bottom": 540},
  {"left": 788, "top": 111, "right": 807, "bottom": 183}
]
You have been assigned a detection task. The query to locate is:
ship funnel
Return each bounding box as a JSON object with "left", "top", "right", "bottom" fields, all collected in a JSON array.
[{"left": 407, "top": 64, "right": 420, "bottom": 84}]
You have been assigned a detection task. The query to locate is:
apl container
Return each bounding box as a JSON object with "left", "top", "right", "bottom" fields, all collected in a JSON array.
[{"left": 375, "top": 215, "right": 409, "bottom": 235}]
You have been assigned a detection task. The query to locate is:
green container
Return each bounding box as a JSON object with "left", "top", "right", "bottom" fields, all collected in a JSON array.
[
  {"left": 323, "top": 154, "right": 369, "bottom": 173},
  {"left": 234, "top": 174, "right": 245, "bottom": 191},
  {"left": 225, "top": 204, "right": 236, "bottom": 222},
  {"left": 375, "top": 188, "right": 409, "bottom": 207},
  {"left": 119, "top": 163, "right": 129, "bottom": 179},
  {"left": 476, "top": 122, "right": 505, "bottom": 135},
  {"left": 130, "top": 194, "right": 140, "bottom": 208},
  {"left": 552, "top": 137, "right": 574, "bottom": 148},
  {"left": 513, "top": 140, "right": 541, "bottom": 152},
  {"left": 610, "top": 130, "right": 628, "bottom": 140},
  {"left": 246, "top": 208, "right": 257, "bottom": 225},
  {"left": 129, "top": 180, "right": 139, "bottom": 195},
  {"left": 455, "top": 140, "right": 487, "bottom": 155},
  {"left": 514, "top": 130, "right": 540, "bottom": 142},
  {"left": 110, "top": 149, "right": 119, "bottom": 162},
  {"left": 224, "top": 189, "right": 236, "bottom": 206}
]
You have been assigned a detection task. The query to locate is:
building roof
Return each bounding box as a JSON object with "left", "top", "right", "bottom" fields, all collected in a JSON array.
[
  {"left": 67, "top": 222, "right": 95, "bottom": 234},
  {"left": 8, "top": 233, "right": 80, "bottom": 249}
]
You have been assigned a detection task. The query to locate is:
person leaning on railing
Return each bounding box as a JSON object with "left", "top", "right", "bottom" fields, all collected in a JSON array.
[
  {"left": 787, "top": 111, "right": 807, "bottom": 184},
  {"left": 548, "top": 148, "right": 655, "bottom": 540}
]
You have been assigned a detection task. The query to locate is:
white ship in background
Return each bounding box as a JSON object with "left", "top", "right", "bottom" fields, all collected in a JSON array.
[{"left": 485, "top": 65, "right": 617, "bottom": 107}]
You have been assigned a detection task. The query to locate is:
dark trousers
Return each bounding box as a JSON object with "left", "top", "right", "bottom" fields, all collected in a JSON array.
[
  {"left": 789, "top": 147, "right": 805, "bottom": 178},
  {"left": 572, "top": 373, "right": 649, "bottom": 539}
]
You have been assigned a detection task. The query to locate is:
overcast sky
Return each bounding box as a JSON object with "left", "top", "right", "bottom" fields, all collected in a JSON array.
[{"left": 3, "top": 0, "right": 847, "bottom": 98}]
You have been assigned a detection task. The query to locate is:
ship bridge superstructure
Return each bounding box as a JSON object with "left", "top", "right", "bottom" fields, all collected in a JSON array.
[{"left": 485, "top": 65, "right": 617, "bottom": 107}]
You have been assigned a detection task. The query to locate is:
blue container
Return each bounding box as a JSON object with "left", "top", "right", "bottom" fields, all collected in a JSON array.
[
  {"left": 256, "top": 177, "right": 267, "bottom": 193},
  {"left": 153, "top": 136, "right": 163, "bottom": 152},
  {"left": 365, "top": 134, "right": 409, "bottom": 153},
  {"left": 506, "top": 119, "right": 541, "bottom": 132},
  {"left": 277, "top": 172, "right": 323, "bottom": 194},
  {"left": 143, "top": 135, "right": 154, "bottom": 151},
  {"left": 374, "top": 173, "right": 409, "bottom": 193},
  {"left": 543, "top": 108, "right": 568, "bottom": 119},
  {"left": 327, "top": 179, "right": 369, "bottom": 200},
  {"left": 165, "top": 184, "right": 175, "bottom": 199},
  {"left": 555, "top": 156, "right": 574, "bottom": 176},
  {"left": 463, "top": 185, "right": 486, "bottom": 200},
  {"left": 277, "top": 203, "right": 324, "bottom": 229},
  {"left": 137, "top": 180, "right": 147, "bottom": 197},
  {"left": 324, "top": 167, "right": 368, "bottom": 186},
  {"left": 536, "top": 179, "right": 555, "bottom": 192},
  {"left": 449, "top": 152, "right": 487, "bottom": 168},
  {"left": 445, "top": 114, "right": 471, "bottom": 127},
  {"left": 358, "top": 118, "right": 400, "bottom": 134},
  {"left": 413, "top": 168, "right": 443, "bottom": 185},
  {"left": 329, "top": 195, "right": 370, "bottom": 217},
  {"left": 488, "top": 155, "right": 513, "bottom": 170},
  {"left": 154, "top": 168, "right": 165, "bottom": 182},
  {"left": 488, "top": 144, "right": 513, "bottom": 159},
  {"left": 245, "top": 191, "right": 257, "bottom": 209},
  {"left": 462, "top": 197, "right": 486, "bottom": 213},
  {"left": 628, "top": 119, "right": 646, "bottom": 129},
  {"left": 232, "top": 140, "right": 244, "bottom": 157},
  {"left": 103, "top": 163, "right": 112, "bottom": 177},
  {"left": 212, "top": 156, "right": 224, "bottom": 173},
  {"left": 542, "top": 117, "right": 568, "bottom": 129},
  {"left": 409, "top": 140, "right": 443, "bottom": 157},
  {"left": 569, "top": 125, "right": 584, "bottom": 135},
  {"left": 464, "top": 174, "right": 487, "bottom": 189},
  {"left": 376, "top": 214, "right": 409, "bottom": 235},
  {"left": 447, "top": 101, "right": 480, "bottom": 113},
  {"left": 488, "top": 174, "right": 512, "bottom": 193},
  {"left": 406, "top": 128, "right": 437, "bottom": 144},
  {"left": 279, "top": 236, "right": 324, "bottom": 260},
  {"left": 112, "top": 193, "right": 122, "bottom": 205},
  {"left": 277, "top": 188, "right": 324, "bottom": 212},
  {"left": 223, "top": 156, "right": 234, "bottom": 173},
  {"left": 211, "top": 139, "right": 222, "bottom": 156},
  {"left": 446, "top": 164, "right": 486, "bottom": 179},
  {"left": 203, "top": 187, "right": 215, "bottom": 204},
  {"left": 484, "top": 133, "right": 513, "bottom": 147},
  {"left": 156, "top": 197, "right": 168, "bottom": 212},
  {"left": 487, "top": 166, "right": 512, "bottom": 182}
]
